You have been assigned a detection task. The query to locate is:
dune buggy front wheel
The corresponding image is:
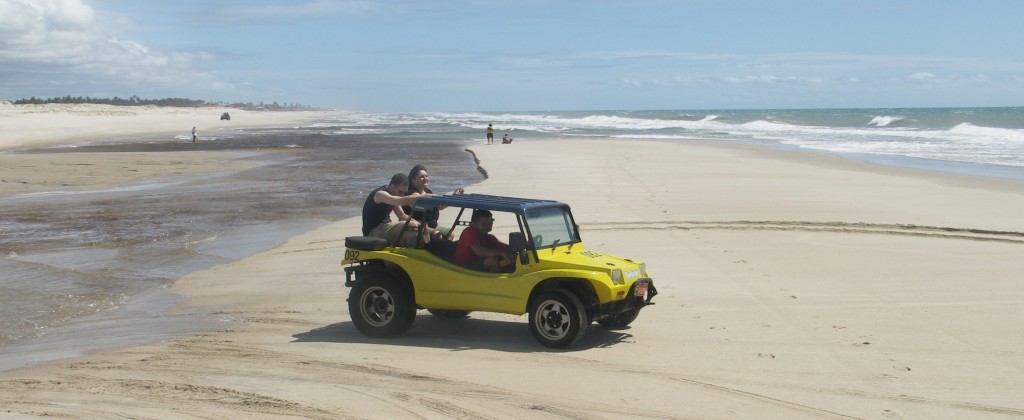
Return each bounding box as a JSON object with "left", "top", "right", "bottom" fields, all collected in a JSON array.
[{"left": 528, "top": 291, "right": 588, "bottom": 348}]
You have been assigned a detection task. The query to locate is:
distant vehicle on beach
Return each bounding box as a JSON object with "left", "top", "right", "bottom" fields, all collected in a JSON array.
[
  {"left": 220, "top": 112, "right": 231, "bottom": 120},
  {"left": 341, "top": 193, "right": 658, "bottom": 348}
]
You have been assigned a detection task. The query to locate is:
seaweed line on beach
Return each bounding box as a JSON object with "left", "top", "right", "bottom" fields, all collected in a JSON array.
[
  {"left": 464, "top": 148, "right": 488, "bottom": 179},
  {"left": 581, "top": 220, "right": 1024, "bottom": 244}
]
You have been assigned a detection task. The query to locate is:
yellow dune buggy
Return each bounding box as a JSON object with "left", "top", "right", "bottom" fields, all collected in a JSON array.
[{"left": 341, "top": 194, "right": 657, "bottom": 348}]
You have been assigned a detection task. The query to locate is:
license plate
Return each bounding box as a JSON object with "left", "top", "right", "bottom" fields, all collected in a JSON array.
[{"left": 634, "top": 282, "right": 648, "bottom": 298}]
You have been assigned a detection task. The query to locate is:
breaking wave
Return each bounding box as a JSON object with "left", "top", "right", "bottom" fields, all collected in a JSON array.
[{"left": 869, "top": 115, "right": 907, "bottom": 127}]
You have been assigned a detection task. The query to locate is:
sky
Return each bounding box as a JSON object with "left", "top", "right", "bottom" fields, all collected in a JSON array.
[{"left": 1, "top": 0, "right": 1023, "bottom": 112}]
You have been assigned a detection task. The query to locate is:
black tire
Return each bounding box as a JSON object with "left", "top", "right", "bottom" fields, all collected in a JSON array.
[
  {"left": 528, "top": 291, "right": 588, "bottom": 348},
  {"left": 427, "top": 309, "right": 472, "bottom": 318},
  {"left": 596, "top": 308, "right": 640, "bottom": 329},
  {"left": 349, "top": 272, "right": 415, "bottom": 338}
]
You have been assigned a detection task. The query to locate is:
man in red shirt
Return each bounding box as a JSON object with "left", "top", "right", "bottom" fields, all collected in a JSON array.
[{"left": 455, "top": 210, "right": 514, "bottom": 272}]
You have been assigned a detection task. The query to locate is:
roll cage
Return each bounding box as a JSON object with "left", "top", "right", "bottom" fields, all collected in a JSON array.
[{"left": 405, "top": 193, "right": 582, "bottom": 260}]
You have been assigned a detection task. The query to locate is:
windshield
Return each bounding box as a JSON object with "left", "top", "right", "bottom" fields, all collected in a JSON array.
[{"left": 524, "top": 206, "right": 579, "bottom": 249}]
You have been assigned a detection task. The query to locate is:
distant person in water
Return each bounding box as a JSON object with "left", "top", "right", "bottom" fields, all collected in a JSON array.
[
  {"left": 486, "top": 124, "right": 494, "bottom": 145},
  {"left": 192, "top": 126, "right": 197, "bottom": 143}
]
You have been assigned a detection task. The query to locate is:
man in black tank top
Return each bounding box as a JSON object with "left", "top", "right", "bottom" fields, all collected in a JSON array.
[{"left": 361, "top": 173, "right": 431, "bottom": 244}]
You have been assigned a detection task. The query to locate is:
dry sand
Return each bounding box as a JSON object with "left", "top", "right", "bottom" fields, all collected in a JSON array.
[
  {"left": 2, "top": 110, "right": 1024, "bottom": 419},
  {"left": 1, "top": 102, "right": 340, "bottom": 194},
  {"left": 0, "top": 101, "right": 332, "bottom": 150}
]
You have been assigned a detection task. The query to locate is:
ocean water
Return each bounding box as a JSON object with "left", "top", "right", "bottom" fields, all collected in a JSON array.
[
  {"left": 2, "top": 107, "right": 1022, "bottom": 370},
  {"left": 315, "top": 107, "right": 1024, "bottom": 177}
]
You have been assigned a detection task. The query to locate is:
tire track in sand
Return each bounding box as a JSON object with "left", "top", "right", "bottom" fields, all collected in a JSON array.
[{"left": 582, "top": 220, "right": 1024, "bottom": 244}]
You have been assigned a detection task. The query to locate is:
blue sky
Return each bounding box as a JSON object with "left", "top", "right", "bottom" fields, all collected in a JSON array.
[{"left": 2, "top": 0, "right": 1023, "bottom": 111}]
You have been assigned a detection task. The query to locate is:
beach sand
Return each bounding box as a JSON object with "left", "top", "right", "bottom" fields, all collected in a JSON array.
[
  {"left": 1, "top": 102, "right": 339, "bottom": 194},
  {"left": 0, "top": 101, "right": 332, "bottom": 150},
  {"left": 2, "top": 109, "right": 1024, "bottom": 418}
]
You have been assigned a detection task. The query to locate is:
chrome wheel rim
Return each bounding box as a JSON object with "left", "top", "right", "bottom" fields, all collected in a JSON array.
[
  {"left": 359, "top": 286, "right": 395, "bottom": 327},
  {"left": 535, "top": 299, "right": 571, "bottom": 341}
]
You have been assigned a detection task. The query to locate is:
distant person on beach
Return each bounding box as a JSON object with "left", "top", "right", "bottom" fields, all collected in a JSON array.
[
  {"left": 455, "top": 209, "right": 514, "bottom": 272},
  {"left": 502, "top": 133, "right": 512, "bottom": 144},
  {"left": 400, "top": 164, "right": 465, "bottom": 240},
  {"left": 486, "top": 124, "right": 494, "bottom": 145},
  {"left": 192, "top": 126, "right": 197, "bottom": 143},
  {"left": 361, "top": 173, "right": 430, "bottom": 245}
]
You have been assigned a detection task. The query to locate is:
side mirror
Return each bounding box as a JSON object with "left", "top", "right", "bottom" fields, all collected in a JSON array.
[
  {"left": 508, "top": 232, "right": 529, "bottom": 265},
  {"left": 508, "top": 232, "right": 527, "bottom": 252}
]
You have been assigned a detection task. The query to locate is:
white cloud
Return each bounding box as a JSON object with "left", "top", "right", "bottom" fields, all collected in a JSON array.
[
  {"left": 574, "top": 50, "right": 735, "bottom": 61},
  {"left": 227, "top": 0, "right": 385, "bottom": 23},
  {"left": 0, "top": 0, "right": 223, "bottom": 97},
  {"left": 725, "top": 75, "right": 787, "bottom": 83},
  {"left": 910, "top": 72, "right": 938, "bottom": 81},
  {"left": 0, "top": 0, "right": 95, "bottom": 60}
]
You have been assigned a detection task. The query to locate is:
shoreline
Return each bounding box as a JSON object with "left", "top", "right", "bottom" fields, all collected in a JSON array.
[
  {"left": 5, "top": 102, "right": 1024, "bottom": 185},
  {"left": 716, "top": 137, "right": 1024, "bottom": 194},
  {"left": 2, "top": 135, "right": 1023, "bottom": 417},
  {"left": 0, "top": 102, "right": 344, "bottom": 152}
]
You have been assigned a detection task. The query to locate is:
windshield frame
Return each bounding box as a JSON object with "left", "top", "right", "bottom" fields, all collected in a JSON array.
[{"left": 521, "top": 205, "right": 581, "bottom": 251}]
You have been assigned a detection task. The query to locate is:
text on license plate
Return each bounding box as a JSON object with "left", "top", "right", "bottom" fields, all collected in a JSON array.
[{"left": 634, "top": 282, "right": 648, "bottom": 298}]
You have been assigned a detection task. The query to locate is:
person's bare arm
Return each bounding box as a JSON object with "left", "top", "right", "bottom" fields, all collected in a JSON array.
[
  {"left": 470, "top": 243, "right": 500, "bottom": 257},
  {"left": 471, "top": 243, "right": 513, "bottom": 267},
  {"left": 437, "top": 187, "right": 465, "bottom": 211},
  {"left": 470, "top": 243, "right": 511, "bottom": 258},
  {"left": 374, "top": 190, "right": 430, "bottom": 206},
  {"left": 392, "top": 204, "right": 410, "bottom": 221}
]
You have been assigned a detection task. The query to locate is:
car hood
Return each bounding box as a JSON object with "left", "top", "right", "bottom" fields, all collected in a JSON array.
[{"left": 538, "top": 245, "right": 645, "bottom": 273}]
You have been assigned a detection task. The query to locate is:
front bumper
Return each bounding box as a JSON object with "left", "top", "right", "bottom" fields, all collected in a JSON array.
[
  {"left": 628, "top": 277, "right": 658, "bottom": 306},
  {"left": 597, "top": 278, "right": 657, "bottom": 317}
]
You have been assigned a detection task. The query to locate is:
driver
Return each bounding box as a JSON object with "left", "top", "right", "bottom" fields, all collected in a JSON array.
[{"left": 455, "top": 209, "right": 514, "bottom": 272}]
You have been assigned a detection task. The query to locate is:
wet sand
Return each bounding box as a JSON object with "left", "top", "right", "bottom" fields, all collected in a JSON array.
[
  {"left": 0, "top": 150, "right": 256, "bottom": 194},
  {"left": 0, "top": 106, "right": 482, "bottom": 356},
  {"left": 2, "top": 135, "right": 1023, "bottom": 418}
]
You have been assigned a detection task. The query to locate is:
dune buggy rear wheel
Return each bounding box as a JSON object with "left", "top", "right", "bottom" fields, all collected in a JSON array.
[
  {"left": 349, "top": 272, "right": 415, "bottom": 338},
  {"left": 528, "top": 291, "right": 588, "bottom": 348}
]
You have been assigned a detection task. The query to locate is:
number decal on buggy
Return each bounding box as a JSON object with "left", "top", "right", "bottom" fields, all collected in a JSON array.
[{"left": 345, "top": 250, "right": 360, "bottom": 261}]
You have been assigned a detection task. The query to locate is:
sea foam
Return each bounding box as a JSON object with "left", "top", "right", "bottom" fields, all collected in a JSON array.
[{"left": 869, "top": 116, "right": 906, "bottom": 127}]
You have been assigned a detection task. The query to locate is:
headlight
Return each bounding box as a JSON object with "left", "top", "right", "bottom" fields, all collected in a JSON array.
[
  {"left": 639, "top": 263, "right": 647, "bottom": 277},
  {"left": 611, "top": 269, "right": 623, "bottom": 284}
]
